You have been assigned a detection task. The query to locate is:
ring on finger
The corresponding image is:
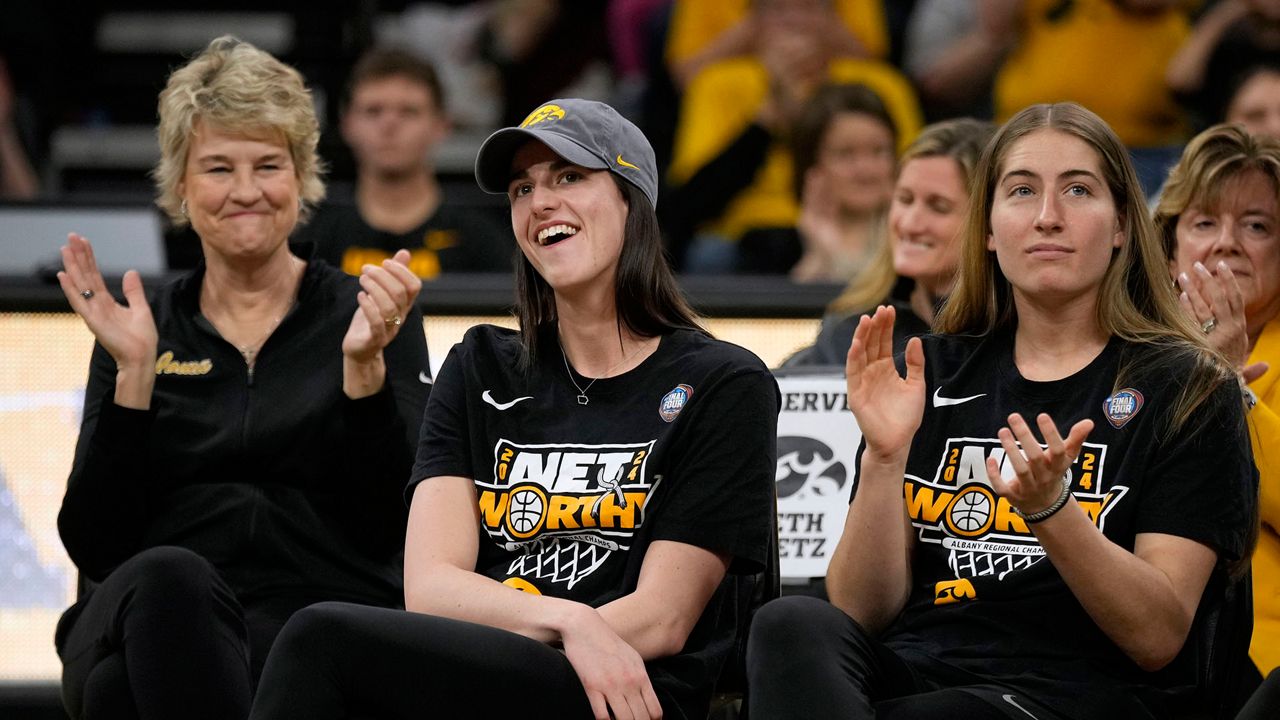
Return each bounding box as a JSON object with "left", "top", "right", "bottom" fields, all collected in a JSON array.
[
  {"left": 80, "top": 290, "right": 95, "bottom": 300},
  {"left": 384, "top": 315, "right": 402, "bottom": 328},
  {"left": 1201, "top": 317, "right": 1217, "bottom": 334}
]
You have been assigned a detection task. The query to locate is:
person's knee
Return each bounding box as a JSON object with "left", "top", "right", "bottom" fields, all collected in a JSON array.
[
  {"left": 271, "top": 601, "right": 363, "bottom": 660},
  {"left": 751, "top": 596, "right": 835, "bottom": 646},
  {"left": 118, "top": 546, "right": 229, "bottom": 613}
]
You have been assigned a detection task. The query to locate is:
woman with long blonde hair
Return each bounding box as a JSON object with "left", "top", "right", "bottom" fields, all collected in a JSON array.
[{"left": 748, "top": 102, "right": 1255, "bottom": 719}]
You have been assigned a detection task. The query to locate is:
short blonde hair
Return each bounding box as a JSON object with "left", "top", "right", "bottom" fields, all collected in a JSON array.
[
  {"left": 1153, "top": 123, "right": 1280, "bottom": 262},
  {"left": 153, "top": 35, "right": 325, "bottom": 225}
]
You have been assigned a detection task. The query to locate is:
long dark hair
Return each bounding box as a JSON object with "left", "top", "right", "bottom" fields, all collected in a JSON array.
[{"left": 514, "top": 176, "right": 706, "bottom": 366}]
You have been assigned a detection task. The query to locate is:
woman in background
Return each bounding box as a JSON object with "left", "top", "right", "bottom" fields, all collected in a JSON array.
[
  {"left": 786, "top": 118, "right": 994, "bottom": 365},
  {"left": 1154, "top": 123, "right": 1280, "bottom": 685}
]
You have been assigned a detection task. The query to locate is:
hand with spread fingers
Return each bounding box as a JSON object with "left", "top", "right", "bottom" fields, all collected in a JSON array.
[
  {"left": 986, "top": 412, "right": 1094, "bottom": 521},
  {"left": 844, "top": 304, "right": 926, "bottom": 463},
  {"left": 56, "top": 232, "right": 158, "bottom": 409},
  {"left": 1177, "top": 260, "right": 1268, "bottom": 383},
  {"left": 560, "top": 608, "right": 664, "bottom": 720},
  {"left": 341, "top": 248, "right": 422, "bottom": 397}
]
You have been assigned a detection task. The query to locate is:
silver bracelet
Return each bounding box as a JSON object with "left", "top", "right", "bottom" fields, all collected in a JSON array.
[{"left": 1013, "top": 477, "right": 1072, "bottom": 524}]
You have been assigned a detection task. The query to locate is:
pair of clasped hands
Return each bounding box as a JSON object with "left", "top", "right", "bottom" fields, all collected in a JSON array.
[
  {"left": 844, "top": 305, "right": 1092, "bottom": 518},
  {"left": 55, "top": 232, "right": 421, "bottom": 401}
]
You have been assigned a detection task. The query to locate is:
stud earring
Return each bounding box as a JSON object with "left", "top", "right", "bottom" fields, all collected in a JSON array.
[{"left": 180, "top": 199, "right": 188, "bottom": 217}]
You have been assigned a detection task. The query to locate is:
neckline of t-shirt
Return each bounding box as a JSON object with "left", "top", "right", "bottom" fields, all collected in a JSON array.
[
  {"left": 558, "top": 330, "right": 682, "bottom": 398},
  {"left": 995, "top": 330, "right": 1122, "bottom": 401}
]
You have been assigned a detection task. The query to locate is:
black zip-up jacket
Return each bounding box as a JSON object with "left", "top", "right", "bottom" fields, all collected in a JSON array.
[{"left": 58, "top": 259, "right": 432, "bottom": 608}]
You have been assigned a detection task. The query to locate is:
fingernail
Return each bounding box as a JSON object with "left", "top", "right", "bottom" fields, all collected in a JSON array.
[
  {"left": 1177, "top": 273, "right": 1188, "bottom": 287},
  {"left": 1217, "top": 261, "right": 1229, "bottom": 270},
  {"left": 1194, "top": 261, "right": 1208, "bottom": 273}
]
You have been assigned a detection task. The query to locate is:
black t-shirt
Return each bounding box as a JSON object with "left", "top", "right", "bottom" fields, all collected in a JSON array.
[
  {"left": 295, "top": 198, "right": 513, "bottom": 278},
  {"left": 859, "top": 330, "right": 1254, "bottom": 719},
  {"left": 411, "top": 325, "right": 779, "bottom": 719}
]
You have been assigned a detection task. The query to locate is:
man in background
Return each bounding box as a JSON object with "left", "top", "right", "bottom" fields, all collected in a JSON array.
[{"left": 298, "top": 48, "right": 509, "bottom": 278}]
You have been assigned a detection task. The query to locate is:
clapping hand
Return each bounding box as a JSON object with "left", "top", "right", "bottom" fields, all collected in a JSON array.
[
  {"left": 342, "top": 249, "right": 421, "bottom": 362},
  {"left": 987, "top": 412, "right": 1092, "bottom": 518},
  {"left": 56, "top": 233, "right": 158, "bottom": 408},
  {"left": 1177, "top": 260, "right": 1268, "bottom": 383},
  {"left": 844, "top": 305, "right": 925, "bottom": 463}
]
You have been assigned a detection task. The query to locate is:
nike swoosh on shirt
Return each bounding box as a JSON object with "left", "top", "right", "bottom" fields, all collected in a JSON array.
[
  {"left": 419, "top": 371, "right": 433, "bottom": 384},
  {"left": 932, "top": 388, "right": 987, "bottom": 407},
  {"left": 482, "top": 390, "right": 532, "bottom": 410},
  {"left": 1001, "top": 694, "right": 1040, "bottom": 719}
]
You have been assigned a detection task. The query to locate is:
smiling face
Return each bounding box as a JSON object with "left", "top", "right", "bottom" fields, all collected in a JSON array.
[
  {"left": 178, "top": 120, "right": 300, "bottom": 263},
  {"left": 1172, "top": 169, "right": 1280, "bottom": 327},
  {"left": 508, "top": 141, "right": 628, "bottom": 296},
  {"left": 342, "top": 74, "right": 446, "bottom": 177},
  {"left": 987, "top": 129, "right": 1123, "bottom": 307},
  {"left": 890, "top": 155, "right": 967, "bottom": 296},
  {"left": 817, "top": 112, "right": 896, "bottom": 215}
]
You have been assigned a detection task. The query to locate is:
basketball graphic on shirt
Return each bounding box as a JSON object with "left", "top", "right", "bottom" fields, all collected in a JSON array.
[
  {"left": 944, "top": 485, "right": 994, "bottom": 537},
  {"left": 506, "top": 485, "right": 547, "bottom": 539}
]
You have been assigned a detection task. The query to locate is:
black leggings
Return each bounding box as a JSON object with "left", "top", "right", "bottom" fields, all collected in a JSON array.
[
  {"left": 249, "top": 601, "right": 601, "bottom": 720},
  {"left": 746, "top": 596, "right": 1057, "bottom": 720},
  {"left": 56, "top": 546, "right": 253, "bottom": 720}
]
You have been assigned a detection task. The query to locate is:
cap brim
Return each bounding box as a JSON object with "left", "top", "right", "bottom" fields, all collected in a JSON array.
[{"left": 474, "top": 127, "right": 609, "bottom": 195}]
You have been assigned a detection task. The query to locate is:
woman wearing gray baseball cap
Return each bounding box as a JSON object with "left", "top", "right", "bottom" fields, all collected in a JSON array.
[{"left": 250, "top": 99, "right": 780, "bottom": 720}]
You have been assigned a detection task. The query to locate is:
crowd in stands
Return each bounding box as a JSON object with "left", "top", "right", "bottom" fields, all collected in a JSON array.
[
  {"left": 1, "top": 1, "right": 1277, "bottom": 282},
  {"left": 4, "top": 1, "right": 1280, "bottom": 718}
]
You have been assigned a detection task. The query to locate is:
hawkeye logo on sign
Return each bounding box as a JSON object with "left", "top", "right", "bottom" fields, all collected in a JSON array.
[
  {"left": 911, "top": 437, "right": 1127, "bottom": 603},
  {"left": 480, "top": 439, "right": 659, "bottom": 589}
]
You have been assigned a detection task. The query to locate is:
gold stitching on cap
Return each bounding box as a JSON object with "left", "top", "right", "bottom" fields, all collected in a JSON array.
[{"left": 520, "top": 104, "right": 565, "bottom": 128}]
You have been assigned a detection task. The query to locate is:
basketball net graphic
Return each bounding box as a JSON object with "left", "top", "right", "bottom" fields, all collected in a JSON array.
[{"left": 508, "top": 537, "right": 613, "bottom": 589}]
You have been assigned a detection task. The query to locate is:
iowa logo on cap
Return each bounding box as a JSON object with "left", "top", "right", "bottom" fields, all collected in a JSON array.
[{"left": 521, "top": 104, "right": 566, "bottom": 128}]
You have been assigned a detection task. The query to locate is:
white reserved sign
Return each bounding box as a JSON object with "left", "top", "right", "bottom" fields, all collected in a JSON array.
[{"left": 774, "top": 373, "right": 863, "bottom": 578}]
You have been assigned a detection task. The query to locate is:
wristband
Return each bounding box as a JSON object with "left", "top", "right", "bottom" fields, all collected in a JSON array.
[{"left": 1013, "top": 477, "right": 1072, "bottom": 524}]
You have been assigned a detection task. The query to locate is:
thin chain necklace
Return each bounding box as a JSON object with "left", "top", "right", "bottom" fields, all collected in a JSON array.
[
  {"left": 236, "top": 316, "right": 284, "bottom": 369},
  {"left": 559, "top": 338, "right": 647, "bottom": 406}
]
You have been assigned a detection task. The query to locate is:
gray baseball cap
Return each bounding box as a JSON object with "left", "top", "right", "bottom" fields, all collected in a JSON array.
[{"left": 474, "top": 98, "right": 659, "bottom": 209}]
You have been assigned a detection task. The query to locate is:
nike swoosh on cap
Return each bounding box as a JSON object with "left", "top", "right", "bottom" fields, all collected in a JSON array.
[
  {"left": 932, "top": 388, "right": 987, "bottom": 407},
  {"left": 616, "top": 154, "right": 639, "bottom": 170},
  {"left": 482, "top": 390, "right": 533, "bottom": 411}
]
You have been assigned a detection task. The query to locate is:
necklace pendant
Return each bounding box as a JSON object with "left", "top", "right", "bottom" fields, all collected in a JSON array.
[{"left": 577, "top": 394, "right": 589, "bottom": 405}]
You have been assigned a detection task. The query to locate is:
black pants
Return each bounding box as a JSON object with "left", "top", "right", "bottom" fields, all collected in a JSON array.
[
  {"left": 56, "top": 546, "right": 253, "bottom": 720},
  {"left": 249, "top": 601, "right": 604, "bottom": 720},
  {"left": 746, "top": 596, "right": 1059, "bottom": 720}
]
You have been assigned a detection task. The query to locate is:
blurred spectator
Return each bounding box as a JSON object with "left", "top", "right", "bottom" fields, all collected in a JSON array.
[
  {"left": 785, "top": 118, "right": 996, "bottom": 366},
  {"left": 665, "top": 0, "right": 887, "bottom": 89},
  {"left": 664, "top": 0, "right": 921, "bottom": 272},
  {"left": 749, "top": 84, "right": 897, "bottom": 281},
  {"left": 903, "top": 0, "right": 1015, "bottom": 120},
  {"left": 294, "top": 48, "right": 510, "bottom": 279},
  {"left": 1226, "top": 63, "right": 1280, "bottom": 138},
  {"left": 482, "top": 0, "right": 611, "bottom": 126},
  {"left": 0, "top": 57, "right": 38, "bottom": 199},
  {"left": 981, "top": 0, "right": 1195, "bottom": 196},
  {"left": 1167, "top": 0, "right": 1280, "bottom": 130}
]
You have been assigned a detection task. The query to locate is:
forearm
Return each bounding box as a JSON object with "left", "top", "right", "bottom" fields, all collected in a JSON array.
[
  {"left": 405, "top": 561, "right": 590, "bottom": 644},
  {"left": 597, "top": 593, "right": 687, "bottom": 659},
  {"left": 59, "top": 396, "right": 155, "bottom": 578},
  {"left": 915, "top": 32, "right": 1010, "bottom": 107},
  {"left": 1032, "top": 501, "right": 1209, "bottom": 671},
  {"left": 1166, "top": 5, "right": 1241, "bottom": 94},
  {"left": 827, "top": 455, "right": 913, "bottom": 632},
  {"left": 343, "top": 353, "right": 386, "bottom": 399},
  {"left": 0, "top": 120, "right": 37, "bottom": 199}
]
